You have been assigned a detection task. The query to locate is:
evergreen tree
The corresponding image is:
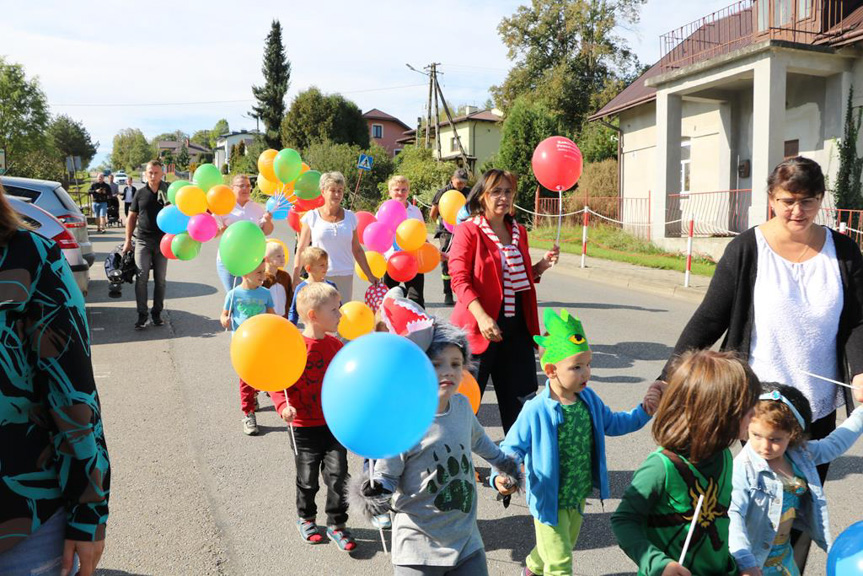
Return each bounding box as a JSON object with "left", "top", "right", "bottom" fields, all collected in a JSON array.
[
  {"left": 835, "top": 86, "right": 863, "bottom": 210},
  {"left": 252, "top": 20, "right": 291, "bottom": 149},
  {"left": 48, "top": 115, "right": 98, "bottom": 169},
  {"left": 176, "top": 141, "right": 190, "bottom": 170}
]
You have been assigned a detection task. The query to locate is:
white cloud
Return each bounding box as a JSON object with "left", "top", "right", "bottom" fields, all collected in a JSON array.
[{"left": 1, "top": 0, "right": 741, "bottom": 166}]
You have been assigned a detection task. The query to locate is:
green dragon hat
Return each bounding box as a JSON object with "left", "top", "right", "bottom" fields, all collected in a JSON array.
[{"left": 533, "top": 308, "right": 590, "bottom": 367}]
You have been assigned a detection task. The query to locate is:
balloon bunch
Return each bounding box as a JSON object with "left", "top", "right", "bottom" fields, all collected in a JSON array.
[
  {"left": 354, "top": 200, "right": 443, "bottom": 285},
  {"left": 256, "top": 148, "right": 323, "bottom": 233},
  {"left": 157, "top": 163, "right": 236, "bottom": 262}
]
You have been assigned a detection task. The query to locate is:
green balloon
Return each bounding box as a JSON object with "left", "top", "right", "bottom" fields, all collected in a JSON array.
[
  {"left": 294, "top": 170, "right": 322, "bottom": 200},
  {"left": 193, "top": 163, "right": 223, "bottom": 193},
  {"left": 273, "top": 148, "right": 302, "bottom": 184},
  {"left": 167, "top": 180, "right": 191, "bottom": 204},
  {"left": 172, "top": 232, "right": 201, "bottom": 261},
  {"left": 218, "top": 220, "right": 266, "bottom": 276}
]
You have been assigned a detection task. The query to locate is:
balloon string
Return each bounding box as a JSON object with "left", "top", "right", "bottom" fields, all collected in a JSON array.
[
  {"left": 225, "top": 275, "right": 239, "bottom": 332},
  {"left": 285, "top": 389, "right": 298, "bottom": 456}
]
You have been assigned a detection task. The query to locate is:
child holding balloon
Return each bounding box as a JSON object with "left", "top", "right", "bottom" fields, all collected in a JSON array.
[
  {"left": 288, "top": 247, "right": 338, "bottom": 326},
  {"left": 351, "top": 288, "right": 522, "bottom": 575},
  {"left": 612, "top": 350, "right": 761, "bottom": 576},
  {"left": 492, "top": 308, "right": 661, "bottom": 576},
  {"left": 220, "top": 260, "right": 275, "bottom": 436},
  {"left": 262, "top": 241, "right": 293, "bottom": 320},
  {"left": 729, "top": 383, "right": 863, "bottom": 576},
  {"left": 382, "top": 175, "right": 426, "bottom": 307},
  {"left": 268, "top": 282, "right": 358, "bottom": 552}
]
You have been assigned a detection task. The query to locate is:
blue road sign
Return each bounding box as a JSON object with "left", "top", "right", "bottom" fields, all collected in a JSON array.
[{"left": 357, "top": 154, "right": 374, "bottom": 171}]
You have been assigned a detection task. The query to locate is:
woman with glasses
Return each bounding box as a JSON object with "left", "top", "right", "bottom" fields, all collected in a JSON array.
[{"left": 448, "top": 169, "right": 559, "bottom": 433}]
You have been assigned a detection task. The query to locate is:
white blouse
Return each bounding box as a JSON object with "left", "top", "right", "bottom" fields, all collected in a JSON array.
[
  {"left": 749, "top": 227, "right": 844, "bottom": 420},
  {"left": 302, "top": 209, "right": 358, "bottom": 277}
]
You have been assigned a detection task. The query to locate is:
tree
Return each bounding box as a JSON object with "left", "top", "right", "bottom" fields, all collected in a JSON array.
[
  {"left": 191, "top": 129, "right": 212, "bottom": 149},
  {"left": 48, "top": 115, "right": 98, "bottom": 169},
  {"left": 231, "top": 136, "right": 266, "bottom": 176},
  {"left": 390, "top": 147, "right": 457, "bottom": 204},
  {"left": 210, "top": 119, "right": 230, "bottom": 148},
  {"left": 281, "top": 87, "right": 369, "bottom": 150},
  {"left": 10, "top": 147, "right": 65, "bottom": 181},
  {"left": 176, "top": 141, "right": 190, "bottom": 170},
  {"left": 252, "top": 20, "right": 291, "bottom": 149},
  {"left": 112, "top": 128, "right": 153, "bottom": 173},
  {"left": 0, "top": 57, "right": 50, "bottom": 171},
  {"left": 302, "top": 140, "right": 394, "bottom": 211},
  {"left": 497, "top": 97, "right": 559, "bottom": 221},
  {"left": 835, "top": 86, "right": 863, "bottom": 210}
]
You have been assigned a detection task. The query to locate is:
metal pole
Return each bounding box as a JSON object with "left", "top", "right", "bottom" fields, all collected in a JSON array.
[{"left": 685, "top": 217, "right": 694, "bottom": 288}]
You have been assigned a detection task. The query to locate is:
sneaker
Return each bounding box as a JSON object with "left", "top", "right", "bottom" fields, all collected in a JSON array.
[
  {"left": 151, "top": 314, "right": 165, "bottom": 327},
  {"left": 134, "top": 314, "right": 148, "bottom": 330},
  {"left": 242, "top": 412, "right": 259, "bottom": 436},
  {"left": 371, "top": 513, "right": 391, "bottom": 530}
]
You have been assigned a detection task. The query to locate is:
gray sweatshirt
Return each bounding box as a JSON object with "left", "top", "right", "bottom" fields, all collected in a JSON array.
[{"left": 373, "top": 394, "right": 509, "bottom": 567}]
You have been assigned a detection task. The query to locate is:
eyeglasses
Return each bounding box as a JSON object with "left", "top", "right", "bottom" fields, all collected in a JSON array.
[
  {"left": 773, "top": 196, "right": 822, "bottom": 212},
  {"left": 487, "top": 188, "right": 514, "bottom": 199}
]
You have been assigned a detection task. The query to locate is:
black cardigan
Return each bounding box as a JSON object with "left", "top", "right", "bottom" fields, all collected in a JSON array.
[{"left": 662, "top": 227, "right": 863, "bottom": 402}]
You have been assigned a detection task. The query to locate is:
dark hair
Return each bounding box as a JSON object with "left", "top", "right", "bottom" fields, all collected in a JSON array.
[
  {"left": 465, "top": 169, "right": 517, "bottom": 222},
  {"left": 146, "top": 159, "right": 164, "bottom": 169},
  {"left": 754, "top": 382, "right": 812, "bottom": 447},
  {"left": 767, "top": 156, "right": 825, "bottom": 199},
  {"left": 653, "top": 350, "right": 761, "bottom": 464},
  {"left": 0, "top": 182, "right": 26, "bottom": 244},
  {"left": 453, "top": 168, "right": 469, "bottom": 181}
]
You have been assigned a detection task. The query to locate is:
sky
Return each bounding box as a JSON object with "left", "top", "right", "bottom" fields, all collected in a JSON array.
[{"left": 0, "top": 0, "right": 734, "bottom": 167}]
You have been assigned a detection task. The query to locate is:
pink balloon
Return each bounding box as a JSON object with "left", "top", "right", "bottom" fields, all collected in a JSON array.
[
  {"left": 376, "top": 200, "right": 408, "bottom": 231},
  {"left": 443, "top": 220, "right": 455, "bottom": 233},
  {"left": 187, "top": 212, "right": 219, "bottom": 242},
  {"left": 363, "top": 221, "right": 395, "bottom": 253},
  {"left": 356, "top": 211, "right": 377, "bottom": 244},
  {"left": 531, "top": 136, "right": 583, "bottom": 191}
]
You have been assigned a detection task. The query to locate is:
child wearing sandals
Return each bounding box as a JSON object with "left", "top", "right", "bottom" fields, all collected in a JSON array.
[
  {"left": 268, "top": 282, "right": 358, "bottom": 552},
  {"left": 612, "top": 350, "right": 762, "bottom": 576},
  {"left": 730, "top": 383, "right": 863, "bottom": 576},
  {"left": 350, "top": 288, "right": 522, "bottom": 575}
]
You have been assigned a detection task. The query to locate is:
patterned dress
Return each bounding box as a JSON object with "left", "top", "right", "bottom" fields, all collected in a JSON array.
[{"left": 763, "top": 463, "right": 808, "bottom": 576}]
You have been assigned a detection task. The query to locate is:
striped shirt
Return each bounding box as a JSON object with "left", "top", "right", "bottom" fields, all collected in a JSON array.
[{"left": 474, "top": 216, "right": 530, "bottom": 316}]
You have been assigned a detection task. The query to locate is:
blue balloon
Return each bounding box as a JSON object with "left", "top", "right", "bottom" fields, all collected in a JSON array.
[
  {"left": 157, "top": 205, "right": 190, "bottom": 235},
  {"left": 266, "top": 196, "right": 291, "bottom": 221},
  {"left": 392, "top": 239, "right": 402, "bottom": 252},
  {"left": 456, "top": 205, "right": 470, "bottom": 225},
  {"left": 322, "top": 333, "right": 438, "bottom": 459},
  {"left": 829, "top": 521, "right": 863, "bottom": 576}
]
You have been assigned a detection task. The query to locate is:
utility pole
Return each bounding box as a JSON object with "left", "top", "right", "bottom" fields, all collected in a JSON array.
[{"left": 431, "top": 63, "right": 442, "bottom": 161}]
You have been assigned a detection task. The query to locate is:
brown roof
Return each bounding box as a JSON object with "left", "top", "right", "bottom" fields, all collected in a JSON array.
[
  {"left": 362, "top": 108, "right": 411, "bottom": 130},
  {"left": 156, "top": 140, "right": 212, "bottom": 154},
  {"left": 399, "top": 109, "right": 501, "bottom": 138}
]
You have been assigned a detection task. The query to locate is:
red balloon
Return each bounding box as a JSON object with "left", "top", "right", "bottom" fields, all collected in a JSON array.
[
  {"left": 294, "top": 195, "right": 325, "bottom": 211},
  {"left": 531, "top": 136, "right": 583, "bottom": 191},
  {"left": 288, "top": 208, "right": 304, "bottom": 233},
  {"left": 356, "top": 211, "right": 377, "bottom": 244},
  {"left": 160, "top": 233, "right": 177, "bottom": 260},
  {"left": 387, "top": 251, "right": 419, "bottom": 283}
]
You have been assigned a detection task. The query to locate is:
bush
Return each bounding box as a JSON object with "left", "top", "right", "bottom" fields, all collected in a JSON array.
[
  {"left": 9, "top": 148, "right": 65, "bottom": 182},
  {"left": 389, "top": 147, "right": 457, "bottom": 205},
  {"left": 221, "top": 163, "right": 229, "bottom": 175}
]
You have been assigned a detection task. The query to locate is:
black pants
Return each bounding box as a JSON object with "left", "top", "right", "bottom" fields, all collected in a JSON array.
[
  {"left": 474, "top": 297, "right": 539, "bottom": 434},
  {"left": 124, "top": 202, "right": 132, "bottom": 216},
  {"left": 439, "top": 231, "right": 453, "bottom": 296},
  {"left": 293, "top": 425, "right": 349, "bottom": 527},
  {"left": 384, "top": 271, "right": 425, "bottom": 308}
]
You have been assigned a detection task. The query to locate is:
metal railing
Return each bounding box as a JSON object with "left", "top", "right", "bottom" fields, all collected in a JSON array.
[
  {"left": 534, "top": 194, "right": 652, "bottom": 240},
  {"left": 666, "top": 189, "right": 752, "bottom": 237}
]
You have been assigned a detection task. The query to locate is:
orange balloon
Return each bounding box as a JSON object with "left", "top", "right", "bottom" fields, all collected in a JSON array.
[
  {"left": 414, "top": 242, "right": 441, "bottom": 274},
  {"left": 338, "top": 301, "right": 375, "bottom": 340},
  {"left": 230, "top": 315, "right": 307, "bottom": 391},
  {"left": 458, "top": 371, "right": 481, "bottom": 414},
  {"left": 396, "top": 219, "right": 427, "bottom": 252},
  {"left": 439, "top": 190, "right": 467, "bottom": 225},
  {"left": 175, "top": 185, "right": 208, "bottom": 216},
  {"left": 258, "top": 149, "right": 279, "bottom": 183},
  {"left": 300, "top": 162, "right": 311, "bottom": 174},
  {"left": 207, "top": 185, "right": 236, "bottom": 216}
]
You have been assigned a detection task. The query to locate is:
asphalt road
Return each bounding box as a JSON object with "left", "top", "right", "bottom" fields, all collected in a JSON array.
[{"left": 86, "top": 221, "right": 860, "bottom": 575}]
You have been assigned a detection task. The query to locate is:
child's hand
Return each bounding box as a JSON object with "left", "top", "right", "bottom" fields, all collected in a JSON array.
[
  {"left": 739, "top": 568, "right": 762, "bottom": 576},
  {"left": 220, "top": 314, "right": 231, "bottom": 329},
  {"left": 660, "top": 562, "right": 691, "bottom": 576},
  {"left": 494, "top": 475, "right": 517, "bottom": 496},
  {"left": 281, "top": 406, "right": 297, "bottom": 423},
  {"left": 642, "top": 380, "right": 667, "bottom": 416}
]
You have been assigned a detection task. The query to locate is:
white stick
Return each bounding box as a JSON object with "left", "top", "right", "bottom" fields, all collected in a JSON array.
[
  {"left": 284, "top": 389, "right": 298, "bottom": 456},
  {"left": 799, "top": 370, "right": 862, "bottom": 390},
  {"left": 678, "top": 494, "right": 704, "bottom": 565},
  {"left": 555, "top": 189, "right": 563, "bottom": 245},
  {"left": 380, "top": 526, "right": 389, "bottom": 555}
]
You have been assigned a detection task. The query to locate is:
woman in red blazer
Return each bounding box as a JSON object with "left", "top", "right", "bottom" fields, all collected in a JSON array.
[{"left": 448, "top": 169, "right": 559, "bottom": 433}]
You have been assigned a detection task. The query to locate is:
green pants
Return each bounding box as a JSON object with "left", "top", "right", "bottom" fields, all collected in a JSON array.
[{"left": 526, "top": 503, "right": 585, "bottom": 576}]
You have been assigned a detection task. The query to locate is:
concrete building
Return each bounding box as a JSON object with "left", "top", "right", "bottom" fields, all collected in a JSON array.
[
  {"left": 214, "top": 130, "right": 259, "bottom": 169},
  {"left": 362, "top": 109, "right": 411, "bottom": 157},
  {"left": 590, "top": 0, "right": 863, "bottom": 256}
]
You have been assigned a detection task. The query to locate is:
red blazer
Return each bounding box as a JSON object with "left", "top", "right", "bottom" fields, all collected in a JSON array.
[{"left": 448, "top": 219, "right": 540, "bottom": 355}]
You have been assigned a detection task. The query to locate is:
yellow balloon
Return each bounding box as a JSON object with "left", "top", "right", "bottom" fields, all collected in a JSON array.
[
  {"left": 258, "top": 149, "right": 279, "bottom": 183},
  {"left": 257, "top": 173, "right": 279, "bottom": 196},
  {"left": 230, "top": 314, "right": 307, "bottom": 391},
  {"left": 266, "top": 238, "right": 290, "bottom": 270},
  {"left": 175, "top": 185, "right": 208, "bottom": 216},
  {"left": 396, "top": 219, "right": 427, "bottom": 252},
  {"left": 439, "top": 190, "right": 467, "bottom": 225},
  {"left": 355, "top": 251, "right": 387, "bottom": 282},
  {"left": 338, "top": 301, "right": 375, "bottom": 340},
  {"left": 207, "top": 185, "right": 236, "bottom": 216}
]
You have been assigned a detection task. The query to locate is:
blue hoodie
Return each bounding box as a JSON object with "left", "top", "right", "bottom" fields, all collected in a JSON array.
[{"left": 490, "top": 382, "right": 651, "bottom": 526}]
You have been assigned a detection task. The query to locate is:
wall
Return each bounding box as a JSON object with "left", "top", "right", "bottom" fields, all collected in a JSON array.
[
  {"left": 620, "top": 103, "right": 657, "bottom": 201},
  {"left": 368, "top": 119, "right": 408, "bottom": 157}
]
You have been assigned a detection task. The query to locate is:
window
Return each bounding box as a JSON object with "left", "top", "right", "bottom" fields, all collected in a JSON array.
[
  {"left": 775, "top": 0, "right": 792, "bottom": 26},
  {"left": 372, "top": 124, "right": 383, "bottom": 139},
  {"left": 784, "top": 139, "right": 799, "bottom": 159},
  {"left": 451, "top": 137, "right": 458, "bottom": 152},
  {"left": 758, "top": 0, "right": 769, "bottom": 31},
  {"left": 799, "top": 0, "right": 812, "bottom": 19},
  {"left": 394, "top": 148, "right": 403, "bottom": 156},
  {"left": 680, "top": 138, "right": 691, "bottom": 194}
]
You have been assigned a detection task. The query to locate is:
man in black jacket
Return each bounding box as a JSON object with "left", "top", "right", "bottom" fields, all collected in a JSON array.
[
  {"left": 429, "top": 168, "right": 469, "bottom": 305},
  {"left": 88, "top": 174, "right": 112, "bottom": 233}
]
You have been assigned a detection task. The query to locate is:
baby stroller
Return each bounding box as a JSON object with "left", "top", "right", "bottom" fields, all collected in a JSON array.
[
  {"left": 106, "top": 197, "right": 122, "bottom": 228},
  {"left": 104, "top": 243, "right": 137, "bottom": 298}
]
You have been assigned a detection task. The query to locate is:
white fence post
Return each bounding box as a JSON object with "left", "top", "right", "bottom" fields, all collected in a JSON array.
[
  {"left": 684, "top": 217, "right": 694, "bottom": 288},
  {"left": 581, "top": 207, "right": 589, "bottom": 269}
]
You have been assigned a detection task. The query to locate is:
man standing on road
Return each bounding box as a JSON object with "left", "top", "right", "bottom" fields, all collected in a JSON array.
[
  {"left": 88, "top": 173, "right": 111, "bottom": 234},
  {"left": 122, "top": 178, "right": 137, "bottom": 224},
  {"left": 429, "top": 168, "right": 470, "bottom": 306},
  {"left": 124, "top": 159, "right": 168, "bottom": 330}
]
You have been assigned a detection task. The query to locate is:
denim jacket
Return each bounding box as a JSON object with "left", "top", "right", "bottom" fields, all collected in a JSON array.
[
  {"left": 490, "top": 382, "right": 651, "bottom": 526},
  {"left": 729, "top": 406, "right": 863, "bottom": 570}
]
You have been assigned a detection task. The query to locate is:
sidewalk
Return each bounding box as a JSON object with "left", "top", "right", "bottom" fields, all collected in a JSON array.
[{"left": 530, "top": 247, "right": 710, "bottom": 305}]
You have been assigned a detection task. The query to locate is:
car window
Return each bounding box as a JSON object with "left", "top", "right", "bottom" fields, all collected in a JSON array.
[
  {"left": 54, "top": 186, "right": 83, "bottom": 213},
  {"left": 20, "top": 215, "right": 42, "bottom": 230},
  {"left": 3, "top": 185, "right": 41, "bottom": 202}
]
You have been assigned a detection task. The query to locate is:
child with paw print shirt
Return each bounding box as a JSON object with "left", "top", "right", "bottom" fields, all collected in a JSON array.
[{"left": 350, "top": 288, "right": 521, "bottom": 575}]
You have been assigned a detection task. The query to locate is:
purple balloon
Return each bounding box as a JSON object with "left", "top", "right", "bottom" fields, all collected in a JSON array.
[
  {"left": 443, "top": 220, "right": 455, "bottom": 233},
  {"left": 187, "top": 212, "right": 219, "bottom": 242},
  {"left": 376, "top": 200, "right": 408, "bottom": 232},
  {"left": 363, "top": 221, "right": 395, "bottom": 253}
]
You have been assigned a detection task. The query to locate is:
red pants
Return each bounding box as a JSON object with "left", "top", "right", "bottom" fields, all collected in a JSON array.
[{"left": 240, "top": 379, "right": 257, "bottom": 414}]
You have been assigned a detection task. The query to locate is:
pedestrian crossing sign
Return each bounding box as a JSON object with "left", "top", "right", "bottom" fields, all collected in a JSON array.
[{"left": 357, "top": 154, "right": 374, "bottom": 171}]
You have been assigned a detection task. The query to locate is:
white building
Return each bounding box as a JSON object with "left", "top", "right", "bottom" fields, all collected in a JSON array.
[{"left": 214, "top": 130, "right": 260, "bottom": 169}]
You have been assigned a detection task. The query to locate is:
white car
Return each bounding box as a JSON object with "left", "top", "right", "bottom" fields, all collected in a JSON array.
[{"left": 114, "top": 171, "right": 128, "bottom": 185}]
